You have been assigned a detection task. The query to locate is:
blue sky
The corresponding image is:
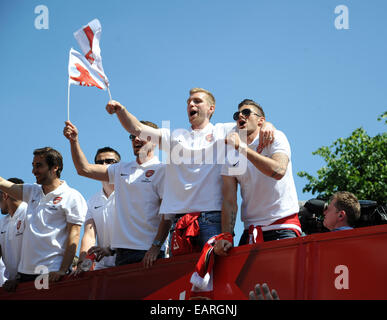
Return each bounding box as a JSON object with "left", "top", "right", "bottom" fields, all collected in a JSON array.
[{"left": 0, "top": 0, "right": 386, "bottom": 243}]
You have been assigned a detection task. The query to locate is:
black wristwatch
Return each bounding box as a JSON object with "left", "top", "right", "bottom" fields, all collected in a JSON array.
[{"left": 152, "top": 240, "right": 162, "bottom": 247}]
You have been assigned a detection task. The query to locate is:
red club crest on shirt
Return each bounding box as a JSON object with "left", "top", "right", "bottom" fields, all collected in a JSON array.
[
  {"left": 53, "top": 197, "right": 62, "bottom": 205},
  {"left": 145, "top": 170, "right": 155, "bottom": 178},
  {"left": 17, "top": 220, "right": 22, "bottom": 230},
  {"left": 206, "top": 134, "right": 214, "bottom": 142}
]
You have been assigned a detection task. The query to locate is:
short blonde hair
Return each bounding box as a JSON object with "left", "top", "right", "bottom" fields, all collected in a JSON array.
[
  {"left": 331, "top": 191, "right": 361, "bottom": 227},
  {"left": 189, "top": 88, "right": 216, "bottom": 106}
]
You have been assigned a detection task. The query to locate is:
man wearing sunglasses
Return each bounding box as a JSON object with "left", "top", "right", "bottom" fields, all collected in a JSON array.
[
  {"left": 74, "top": 147, "right": 121, "bottom": 274},
  {"left": 105, "top": 89, "right": 275, "bottom": 254},
  {"left": 63, "top": 120, "right": 171, "bottom": 268},
  {"left": 215, "top": 99, "right": 301, "bottom": 256}
]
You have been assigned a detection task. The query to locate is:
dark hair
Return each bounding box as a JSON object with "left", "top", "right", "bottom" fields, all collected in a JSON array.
[
  {"left": 33, "top": 147, "right": 63, "bottom": 178},
  {"left": 238, "top": 99, "right": 265, "bottom": 118},
  {"left": 94, "top": 147, "right": 121, "bottom": 164},
  {"left": 331, "top": 191, "right": 361, "bottom": 227},
  {"left": 140, "top": 120, "right": 158, "bottom": 129},
  {"left": 8, "top": 178, "right": 24, "bottom": 184}
]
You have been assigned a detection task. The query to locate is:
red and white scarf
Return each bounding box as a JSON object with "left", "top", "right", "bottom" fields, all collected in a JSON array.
[{"left": 189, "top": 232, "right": 233, "bottom": 299}]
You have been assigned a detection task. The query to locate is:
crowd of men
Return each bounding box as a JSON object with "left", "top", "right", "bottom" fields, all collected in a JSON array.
[{"left": 0, "top": 88, "right": 361, "bottom": 292}]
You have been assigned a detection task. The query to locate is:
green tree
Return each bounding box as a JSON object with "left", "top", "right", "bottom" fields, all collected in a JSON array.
[{"left": 298, "top": 112, "right": 387, "bottom": 204}]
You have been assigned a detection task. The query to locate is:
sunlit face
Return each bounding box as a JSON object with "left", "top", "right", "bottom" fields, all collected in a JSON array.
[
  {"left": 32, "top": 155, "right": 58, "bottom": 185},
  {"left": 187, "top": 92, "right": 214, "bottom": 127},
  {"left": 236, "top": 105, "right": 264, "bottom": 135},
  {"left": 323, "top": 198, "right": 340, "bottom": 230},
  {"left": 130, "top": 135, "right": 152, "bottom": 157}
]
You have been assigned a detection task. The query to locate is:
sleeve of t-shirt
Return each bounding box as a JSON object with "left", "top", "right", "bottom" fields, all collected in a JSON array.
[
  {"left": 22, "top": 183, "right": 37, "bottom": 204},
  {"left": 154, "top": 165, "right": 165, "bottom": 199},
  {"left": 268, "top": 130, "right": 291, "bottom": 159},
  {"left": 66, "top": 191, "right": 88, "bottom": 225},
  {"left": 107, "top": 162, "right": 120, "bottom": 185},
  {"left": 85, "top": 198, "right": 93, "bottom": 222}
]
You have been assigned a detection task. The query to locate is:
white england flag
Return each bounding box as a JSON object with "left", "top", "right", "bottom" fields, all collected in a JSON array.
[
  {"left": 73, "top": 18, "right": 109, "bottom": 87},
  {"left": 68, "top": 48, "right": 106, "bottom": 90}
]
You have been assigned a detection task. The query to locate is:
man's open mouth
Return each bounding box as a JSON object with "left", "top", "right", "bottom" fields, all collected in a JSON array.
[
  {"left": 190, "top": 110, "right": 197, "bottom": 117},
  {"left": 238, "top": 120, "right": 246, "bottom": 127}
]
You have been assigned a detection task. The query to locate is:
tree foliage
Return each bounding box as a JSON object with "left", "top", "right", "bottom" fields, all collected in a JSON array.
[{"left": 298, "top": 112, "right": 387, "bottom": 204}]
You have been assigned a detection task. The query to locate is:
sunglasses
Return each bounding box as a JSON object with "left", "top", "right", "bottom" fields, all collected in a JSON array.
[
  {"left": 233, "top": 109, "right": 261, "bottom": 121},
  {"left": 95, "top": 159, "right": 118, "bottom": 165}
]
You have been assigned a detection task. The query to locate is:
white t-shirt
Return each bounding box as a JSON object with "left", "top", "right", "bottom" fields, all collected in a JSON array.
[
  {"left": 0, "top": 202, "right": 28, "bottom": 279},
  {"left": 221, "top": 130, "right": 299, "bottom": 230},
  {"left": 108, "top": 157, "right": 165, "bottom": 250},
  {"left": 19, "top": 181, "right": 87, "bottom": 275},
  {"left": 85, "top": 189, "right": 116, "bottom": 269},
  {"left": 159, "top": 122, "right": 235, "bottom": 214},
  {"left": 0, "top": 258, "right": 6, "bottom": 286}
]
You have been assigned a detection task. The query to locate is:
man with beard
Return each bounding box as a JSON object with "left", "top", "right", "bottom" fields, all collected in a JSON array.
[
  {"left": 0, "top": 147, "right": 87, "bottom": 291},
  {"left": 215, "top": 99, "right": 301, "bottom": 256},
  {"left": 63, "top": 120, "right": 171, "bottom": 268}
]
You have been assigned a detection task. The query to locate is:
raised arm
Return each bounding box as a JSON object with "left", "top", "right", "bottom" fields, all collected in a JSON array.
[
  {"left": 0, "top": 177, "right": 23, "bottom": 202},
  {"left": 63, "top": 121, "right": 109, "bottom": 182},
  {"left": 226, "top": 132, "right": 288, "bottom": 180},
  {"left": 106, "top": 100, "right": 162, "bottom": 145}
]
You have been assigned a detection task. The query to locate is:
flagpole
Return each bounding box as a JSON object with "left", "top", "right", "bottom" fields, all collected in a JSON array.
[
  {"left": 107, "top": 87, "right": 112, "bottom": 101},
  {"left": 67, "top": 81, "right": 71, "bottom": 121}
]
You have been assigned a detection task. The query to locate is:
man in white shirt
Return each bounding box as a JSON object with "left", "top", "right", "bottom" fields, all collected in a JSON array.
[
  {"left": 216, "top": 99, "right": 301, "bottom": 255},
  {"left": 104, "top": 88, "right": 275, "bottom": 253},
  {"left": 75, "top": 147, "right": 121, "bottom": 273},
  {"left": 0, "top": 178, "right": 27, "bottom": 284},
  {"left": 0, "top": 147, "right": 87, "bottom": 291},
  {"left": 63, "top": 120, "right": 171, "bottom": 268}
]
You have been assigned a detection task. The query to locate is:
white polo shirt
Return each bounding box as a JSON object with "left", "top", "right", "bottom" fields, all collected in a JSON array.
[
  {"left": 0, "top": 202, "right": 27, "bottom": 279},
  {"left": 159, "top": 122, "right": 235, "bottom": 214},
  {"left": 221, "top": 130, "right": 299, "bottom": 229},
  {"left": 19, "top": 181, "right": 87, "bottom": 275},
  {"left": 108, "top": 156, "right": 165, "bottom": 250},
  {"left": 0, "top": 258, "right": 6, "bottom": 286},
  {"left": 85, "top": 189, "right": 115, "bottom": 269}
]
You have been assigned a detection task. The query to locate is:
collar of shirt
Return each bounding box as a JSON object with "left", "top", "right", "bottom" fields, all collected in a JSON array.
[
  {"left": 189, "top": 122, "right": 214, "bottom": 135},
  {"left": 135, "top": 156, "right": 160, "bottom": 169},
  {"left": 332, "top": 226, "right": 353, "bottom": 231}
]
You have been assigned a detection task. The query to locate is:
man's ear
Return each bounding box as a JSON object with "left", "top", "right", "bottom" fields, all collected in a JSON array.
[
  {"left": 258, "top": 116, "right": 266, "bottom": 127},
  {"left": 51, "top": 165, "right": 59, "bottom": 176},
  {"left": 209, "top": 105, "right": 215, "bottom": 117},
  {"left": 338, "top": 210, "right": 346, "bottom": 220}
]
